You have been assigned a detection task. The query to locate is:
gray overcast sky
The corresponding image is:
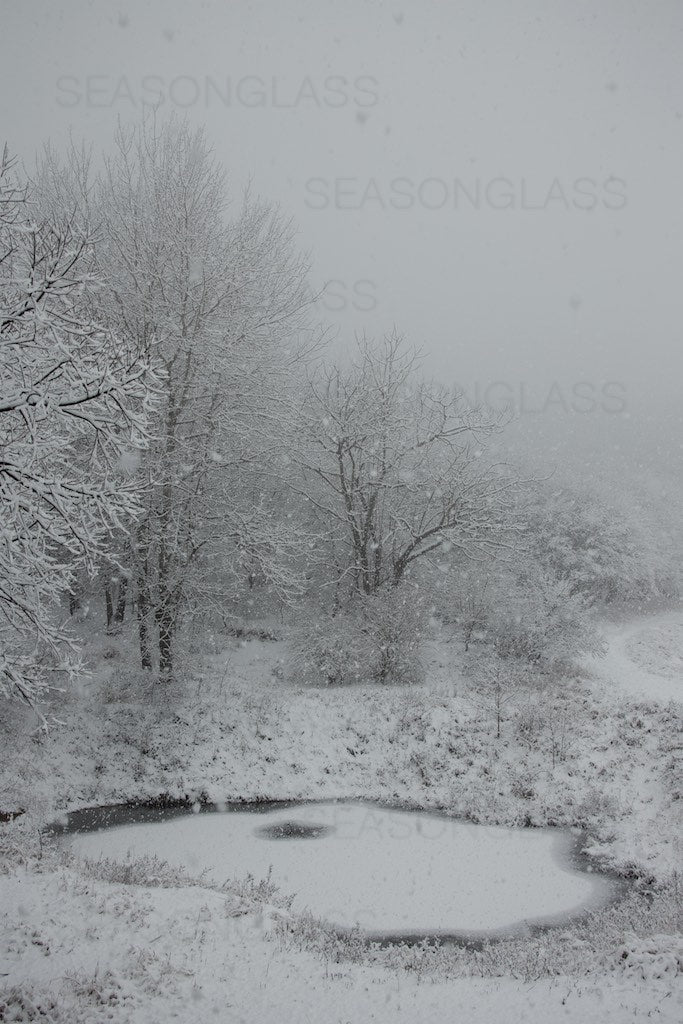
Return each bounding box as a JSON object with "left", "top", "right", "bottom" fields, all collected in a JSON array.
[{"left": 2, "top": 0, "right": 682, "bottom": 464}]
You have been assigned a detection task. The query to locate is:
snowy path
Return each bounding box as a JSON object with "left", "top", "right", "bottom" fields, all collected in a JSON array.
[{"left": 588, "top": 606, "right": 683, "bottom": 703}]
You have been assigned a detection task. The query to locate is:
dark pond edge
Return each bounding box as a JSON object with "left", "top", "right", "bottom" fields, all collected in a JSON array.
[
  {"left": 0, "top": 809, "right": 25, "bottom": 824},
  {"left": 45, "top": 795, "right": 303, "bottom": 835},
  {"left": 46, "top": 794, "right": 631, "bottom": 949}
]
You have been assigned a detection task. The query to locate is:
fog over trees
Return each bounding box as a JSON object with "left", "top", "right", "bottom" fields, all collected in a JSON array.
[
  {"left": 1, "top": 118, "right": 678, "bottom": 707},
  {"left": 2, "top": 7, "right": 682, "bottom": 1023}
]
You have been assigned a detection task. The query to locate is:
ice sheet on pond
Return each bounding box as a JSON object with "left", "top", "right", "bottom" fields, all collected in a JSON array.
[{"left": 67, "top": 801, "right": 616, "bottom": 936}]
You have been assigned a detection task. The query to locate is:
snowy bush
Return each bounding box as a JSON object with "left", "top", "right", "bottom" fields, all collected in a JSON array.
[
  {"left": 446, "top": 547, "right": 605, "bottom": 677},
  {"left": 98, "top": 666, "right": 156, "bottom": 704},
  {"left": 612, "top": 933, "right": 683, "bottom": 980},
  {"left": 463, "top": 651, "right": 530, "bottom": 737},
  {"left": 76, "top": 853, "right": 207, "bottom": 890},
  {"left": 289, "top": 586, "right": 426, "bottom": 686},
  {"left": 513, "top": 696, "right": 547, "bottom": 749},
  {"left": 525, "top": 485, "right": 678, "bottom": 606},
  {"left": 288, "top": 610, "right": 375, "bottom": 686},
  {"left": 74, "top": 852, "right": 289, "bottom": 908},
  {"left": 484, "top": 567, "right": 604, "bottom": 672},
  {"left": 509, "top": 678, "right": 583, "bottom": 765},
  {"left": 275, "top": 910, "right": 371, "bottom": 965},
  {"left": 0, "top": 816, "right": 44, "bottom": 874},
  {"left": 361, "top": 587, "right": 426, "bottom": 685}
]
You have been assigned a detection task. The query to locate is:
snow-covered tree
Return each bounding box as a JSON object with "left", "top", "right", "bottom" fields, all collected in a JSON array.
[
  {"left": 0, "top": 147, "right": 154, "bottom": 708},
  {"left": 463, "top": 649, "right": 527, "bottom": 738},
  {"left": 89, "top": 119, "right": 313, "bottom": 680},
  {"left": 451, "top": 552, "right": 605, "bottom": 673},
  {"left": 291, "top": 332, "right": 521, "bottom": 605},
  {"left": 524, "top": 485, "right": 676, "bottom": 606},
  {"left": 486, "top": 563, "right": 605, "bottom": 669}
]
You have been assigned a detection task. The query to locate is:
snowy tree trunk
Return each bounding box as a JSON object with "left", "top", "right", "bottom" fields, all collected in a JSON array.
[
  {"left": 105, "top": 586, "right": 114, "bottom": 632},
  {"left": 155, "top": 600, "right": 176, "bottom": 684},
  {"left": 136, "top": 575, "right": 154, "bottom": 672},
  {"left": 114, "top": 576, "right": 128, "bottom": 625}
]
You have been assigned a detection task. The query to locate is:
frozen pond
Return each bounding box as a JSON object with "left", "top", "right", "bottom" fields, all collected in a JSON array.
[{"left": 62, "top": 801, "right": 620, "bottom": 940}]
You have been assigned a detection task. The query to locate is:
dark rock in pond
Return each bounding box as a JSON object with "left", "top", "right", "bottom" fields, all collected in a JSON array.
[{"left": 254, "top": 820, "right": 334, "bottom": 840}]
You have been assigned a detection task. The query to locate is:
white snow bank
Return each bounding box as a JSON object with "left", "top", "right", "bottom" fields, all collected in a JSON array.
[{"left": 66, "top": 801, "right": 615, "bottom": 936}]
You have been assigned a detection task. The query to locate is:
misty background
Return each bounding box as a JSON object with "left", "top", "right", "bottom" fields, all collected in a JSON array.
[{"left": 2, "top": 0, "right": 681, "bottom": 495}]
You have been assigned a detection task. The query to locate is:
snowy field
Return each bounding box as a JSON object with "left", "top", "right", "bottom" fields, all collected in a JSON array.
[
  {"left": 1, "top": 607, "right": 682, "bottom": 1023},
  {"left": 2, "top": 865, "right": 680, "bottom": 1024}
]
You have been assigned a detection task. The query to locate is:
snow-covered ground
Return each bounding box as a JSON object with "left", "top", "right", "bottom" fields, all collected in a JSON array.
[
  {"left": 586, "top": 608, "right": 683, "bottom": 704},
  {"left": 1, "top": 608, "right": 682, "bottom": 1022},
  {"left": 3, "top": 866, "right": 679, "bottom": 1024}
]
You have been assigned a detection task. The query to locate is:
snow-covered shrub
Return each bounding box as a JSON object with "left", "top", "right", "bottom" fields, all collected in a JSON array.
[
  {"left": 612, "top": 933, "right": 683, "bottom": 980},
  {"left": 513, "top": 696, "right": 547, "bottom": 749},
  {"left": 507, "top": 672, "right": 582, "bottom": 763},
  {"left": 507, "top": 764, "right": 538, "bottom": 801},
  {"left": 525, "top": 485, "right": 678, "bottom": 606},
  {"left": 0, "top": 816, "right": 45, "bottom": 874},
  {"left": 445, "top": 547, "right": 605, "bottom": 675},
  {"left": 289, "top": 586, "right": 426, "bottom": 686},
  {"left": 485, "top": 567, "right": 605, "bottom": 672},
  {"left": 450, "top": 572, "right": 492, "bottom": 652},
  {"left": 70, "top": 853, "right": 293, "bottom": 916},
  {"left": 288, "top": 610, "right": 375, "bottom": 686},
  {"left": 361, "top": 587, "right": 426, "bottom": 685},
  {"left": 574, "top": 785, "right": 622, "bottom": 824},
  {"left": 98, "top": 666, "right": 156, "bottom": 704},
  {"left": 77, "top": 853, "right": 210, "bottom": 889},
  {"left": 463, "top": 651, "right": 530, "bottom": 737},
  {"left": 275, "top": 909, "right": 372, "bottom": 965}
]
